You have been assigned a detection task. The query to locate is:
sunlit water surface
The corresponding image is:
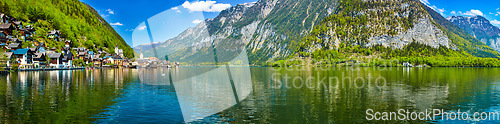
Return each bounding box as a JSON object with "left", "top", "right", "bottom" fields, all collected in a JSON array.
[{"left": 0, "top": 67, "right": 500, "bottom": 123}]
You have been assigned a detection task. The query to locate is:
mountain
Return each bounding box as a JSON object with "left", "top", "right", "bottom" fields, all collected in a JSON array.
[
  {"left": 138, "top": 0, "right": 500, "bottom": 65},
  {"left": 137, "top": 0, "right": 338, "bottom": 64},
  {"left": 423, "top": 5, "right": 500, "bottom": 58},
  {"left": 0, "top": 0, "right": 134, "bottom": 58},
  {"left": 447, "top": 16, "right": 500, "bottom": 52},
  {"left": 301, "top": 0, "right": 454, "bottom": 52},
  {"left": 300, "top": 0, "right": 499, "bottom": 58}
]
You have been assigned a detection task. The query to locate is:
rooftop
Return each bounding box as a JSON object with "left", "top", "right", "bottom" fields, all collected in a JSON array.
[
  {"left": 8, "top": 43, "right": 20, "bottom": 48},
  {"left": 0, "top": 23, "right": 13, "bottom": 29},
  {"left": 33, "top": 53, "right": 45, "bottom": 59},
  {"left": 12, "top": 48, "right": 29, "bottom": 55},
  {"left": 47, "top": 53, "right": 62, "bottom": 58},
  {"left": 3, "top": 52, "right": 13, "bottom": 58}
]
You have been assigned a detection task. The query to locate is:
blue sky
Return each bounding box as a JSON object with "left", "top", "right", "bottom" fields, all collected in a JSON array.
[
  {"left": 81, "top": 0, "right": 500, "bottom": 47},
  {"left": 80, "top": 0, "right": 256, "bottom": 47},
  {"left": 421, "top": 0, "right": 500, "bottom": 26}
]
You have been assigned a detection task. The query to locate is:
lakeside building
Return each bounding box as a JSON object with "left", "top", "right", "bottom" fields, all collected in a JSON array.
[
  {"left": 0, "top": 13, "right": 131, "bottom": 70},
  {"left": 47, "top": 53, "right": 63, "bottom": 67}
]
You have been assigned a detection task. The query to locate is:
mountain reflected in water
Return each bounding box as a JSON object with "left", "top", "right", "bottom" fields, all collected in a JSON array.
[{"left": 1, "top": 68, "right": 500, "bottom": 123}]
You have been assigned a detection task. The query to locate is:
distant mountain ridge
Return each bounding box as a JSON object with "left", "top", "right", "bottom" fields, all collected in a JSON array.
[
  {"left": 136, "top": 0, "right": 338, "bottom": 63},
  {"left": 447, "top": 15, "right": 500, "bottom": 52},
  {"left": 136, "top": 0, "right": 500, "bottom": 64},
  {"left": 423, "top": 5, "right": 500, "bottom": 58}
]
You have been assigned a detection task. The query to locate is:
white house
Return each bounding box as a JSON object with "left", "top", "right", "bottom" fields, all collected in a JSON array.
[{"left": 12, "top": 48, "right": 29, "bottom": 65}]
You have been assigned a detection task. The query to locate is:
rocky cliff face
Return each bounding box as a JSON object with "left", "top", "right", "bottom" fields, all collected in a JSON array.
[
  {"left": 138, "top": 0, "right": 339, "bottom": 63},
  {"left": 448, "top": 16, "right": 500, "bottom": 52},
  {"left": 366, "top": 18, "right": 452, "bottom": 49},
  {"left": 302, "top": 0, "right": 454, "bottom": 53}
]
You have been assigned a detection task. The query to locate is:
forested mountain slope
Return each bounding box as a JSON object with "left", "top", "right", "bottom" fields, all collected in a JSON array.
[{"left": 0, "top": 0, "right": 134, "bottom": 58}]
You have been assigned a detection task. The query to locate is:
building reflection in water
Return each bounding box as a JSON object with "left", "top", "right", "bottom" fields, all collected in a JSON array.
[{"left": 0, "top": 69, "right": 137, "bottom": 123}]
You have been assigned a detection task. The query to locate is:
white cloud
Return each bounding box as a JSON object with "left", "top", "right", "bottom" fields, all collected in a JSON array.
[
  {"left": 491, "top": 20, "right": 500, "bottom": 25},
  {"left": 419, "top": 0, "right": 430, "bottom": 5},
  {"left": 138, "top": 26, "right": 147, "bottom": 31},
  {"left": 171, "top": 7, "right": 182, "bottom": 13},
  {"left": 192, "top": 19, "right": 203, "bottom": 24},
  {"left": 210, "top": 3, "right": 232, "bottom": 12},
  {"left": 101, "top": 14, "right": 109, "bottom": 18},
  {"left": 490, "top": 12, "right": 495, "bottom": 15},
  {"left": 450, "top": 11, "right": 456, "bottom": 14},
  {"left": 497, "top": 8, "right": 500, "bottom": 10},
  {"left": 182, "top": 0, "right": 231, "bottom": 12},
  {"left": 106, "top": 9, "right": 114, "bottom": 14},
  {"left": 420, "top": 0, "right": 444, "bottom": 15},
  {"left": 125, "top": 29, "right": 134, "bottom": 31},
  {"left": 463, "top": 9, "right": 483, "bottom": 16},
  {"left": 110, "top": 22, "right": 123, "bottom": 26},
  {"left": 430, "top": 5, "right": 445, "bottom": 13}
]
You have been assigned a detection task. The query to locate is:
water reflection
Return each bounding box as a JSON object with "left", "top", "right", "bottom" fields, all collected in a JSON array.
[
  {"left": 130, "top": 65, "right": 252, "bottom": 123},
  {"left": 207, "top": 67, "right": 500, "bottom": 123},
  {"left": 0, "top": 69, "right": 137, "bottom": 123},
  {"left": 1, "top": 67, "right": 500, "bottom": 123}
]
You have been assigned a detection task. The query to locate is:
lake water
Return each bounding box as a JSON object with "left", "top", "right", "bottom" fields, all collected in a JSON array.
[{"left": 1, "top": 67, "right": 500, "bottom": 123}]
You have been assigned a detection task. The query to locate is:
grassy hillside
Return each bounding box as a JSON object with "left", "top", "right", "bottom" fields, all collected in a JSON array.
[{"left": 0, "top": 0, "right": 134, "bottom": 58}]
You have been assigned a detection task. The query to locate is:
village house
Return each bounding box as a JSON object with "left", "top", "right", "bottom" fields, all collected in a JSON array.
[
  {"left": 47, "top": 30, "right": 61, "bottom": 41},
  {"left": 0, "top": 12, "right": 134, "bottom": 70},
  {"left": 115, "top": 45, "right": 124, "bottom": 58},
  {"left": 32, "top": 52, "right": 46, "bottom": 68},
  {"left": 12, "top": 48, "right": 29, "bottom": 66},
  {"left": 27, "top": 47, "right": 37, "bottom": 64},
  {"left": 62, "top": 50, "right": 73, "bottom": 67},
  {"left": 73, "top": 47, "right": 87, "bottom": 55},
  {"left": 47, "top": 53, "right": 63, "bottom": 68},
  {"left": 123, "top": 58, "right": 130, "bottom": 67},
  {"left": 37, "top": 46, "right": 46, "bottom": 53},
  {"left": 102, "top": 55, "right": 124, "bottom": 67},
  {"left": 2, "top": 52, "right": 13, "bottom": 67},
  {"left": 8, "top": 38, "right": 21, "bottom": 43},
  {"left": 85, "top": 51, "right": 95, "bottom": 64},
  {"left": 19, "top": 27, "right": 35, "bottom": 42},
  {"left": 93, "top": 54, "right": 102, "bottom": 67},
  {"left": 0, "top": 23, "right": 15, "bottom": 41},
  {"left": 0, "top": 13, "right": 10, "bottom": 24},
  {"left": 64, "top": 40, "right": 71, "bottom": 47},
  {"left": 113, "top": 56, "right": 124, "bottom": 67},
  {"left": 8, "top": 43, "right": 21, "bottom": 50},
  {"left": 45, "top": 47, "right": 58, "bottom": 54},
  {"left": 103, "top": 55, "right": 113, "bottom": 65},
  {"left": 78, "top": 51, "right": 86, "bottom": 60},
  {"left": 22, "top": 25, "right": 36, "bottom": 42},
  {"left": 13, "top": 21, "right": 22, "bottom": 29}
]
